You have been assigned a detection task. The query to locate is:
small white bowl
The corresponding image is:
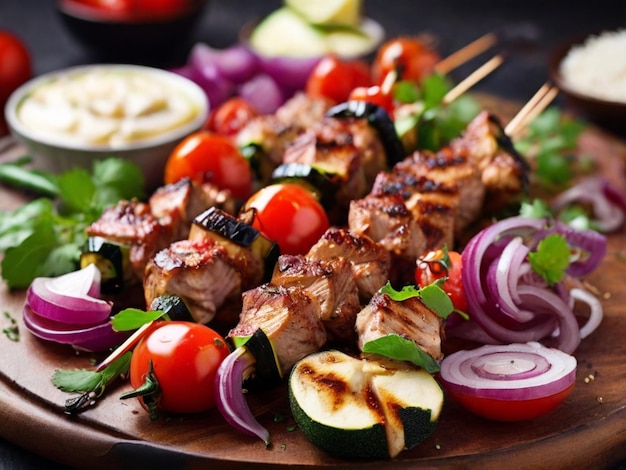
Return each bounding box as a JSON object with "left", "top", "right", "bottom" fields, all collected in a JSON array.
[{"left": 5, "top": 64, "right": 209, "bottom": 190}]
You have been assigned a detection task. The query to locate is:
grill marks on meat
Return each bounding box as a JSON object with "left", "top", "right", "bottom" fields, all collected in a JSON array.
[
  {"left": 87, "top": 200, "right": 173, "bottom": 282},
  {"left": 143, "top": 239, "right": 242, "bottom": 326},
  {"left": 87, "top": 178, "right": 236, "bottom": 283},
  {"left": 229, "top": 285, "right": 327, "bottom": 376},
  {"left": 283, "top": 117, "right": 387, "bottom": 222},
  {"left": 450, "top": 111, "right": 529, "bottom": 202},
  {"left": 271, "top": 254, "right": 360, "bottom": 344},
  {"left": 356, "top": 292, "right": 444, "bottom": 361},
  {"left": 307, "top": 227, "right": 391, "bottom": 301}
]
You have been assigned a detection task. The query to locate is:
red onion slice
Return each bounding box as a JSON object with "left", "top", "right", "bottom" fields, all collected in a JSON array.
[
  {"left": 215, "top": 347, "right": 270, "bottom": 445},
  {"left": 189, "top": 43, "right": 260, "bottom": 85},
  {"left": 439, "top": 342, "right": 577, "bottom": 401},
  {"left": 23, "top": 304, "right": 128, "bottom": 353},
  {"left": 26, "top": 264, "right": 113, "bottom": 325}
]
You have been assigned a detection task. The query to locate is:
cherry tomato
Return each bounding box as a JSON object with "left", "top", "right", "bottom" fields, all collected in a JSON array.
[
  {"left": 0, "top": 31, "right": 31, "bottom": 136},
  {"left": 207, "top": 97, "right": 259, "bottom": 137},
  {"left": 348, "top": 85, "right": 395, "bottom": 115},
  {"left": 128, "top": 321, "right": 230, "bottom": 415},
  {"left": 444, "top": 383, "right": 575, "bottom": 422},
  {"left": 415, "top": 248, "right": 467, "bottom": 312},
  {"left": 372, "top": 37, "right": 441, "bottom": 85},
  {"left": 164, "top": 131, "right": 253, "bottom": 199},
  {"left": 305, "top": 54, "right": 371, "bottom": 104},
  {"left": 243, "top": 183, "right": 330, "bottom": 255}
]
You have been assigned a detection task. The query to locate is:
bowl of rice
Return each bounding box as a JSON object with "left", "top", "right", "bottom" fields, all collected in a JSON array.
[{"left": 549, "top": 29, "right": 626, "bottom": 135}]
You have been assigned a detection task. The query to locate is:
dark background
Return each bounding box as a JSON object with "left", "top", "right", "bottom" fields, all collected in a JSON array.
[{"left": 1, "top": 1, "right": 626, "bottom": 468}]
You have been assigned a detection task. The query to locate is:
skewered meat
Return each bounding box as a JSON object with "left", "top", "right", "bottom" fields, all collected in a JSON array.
[
  {"left": 271, "top": 254, "right": 360, "bottom": 344},
  {"left": 450, "top": 110, "right": 529, "bottom": 201},
  {"left": 393, "top": 147, "right": 485, "bottom": 235},
  {"left": 149, "top": 177, "right": 237, "bottom": 240},
  {"left": 143, "top": 239, "right": 242, "bottom": 326},
  {"left": 356, "top": 291, "right": 444, "bottom": 361},
  {"left": 307, "top": 227, "right": 391, "bottom": 301},
  {"left": 274, "top": 92, "right": 333, "bottom": 128},
  {"left": 229, "top": 284, "right": 327, "bottom": 376},
  {"left": 86, "top": 199, "right": 174, "bottom": 281}
]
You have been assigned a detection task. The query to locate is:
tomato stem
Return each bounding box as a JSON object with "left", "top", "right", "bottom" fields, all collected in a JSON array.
[{"left": 120, "top": 359, "right": 161, "bottom": 420}]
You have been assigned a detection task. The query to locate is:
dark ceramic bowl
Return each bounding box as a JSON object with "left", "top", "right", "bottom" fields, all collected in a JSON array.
[
  {"left": 56, "top": 0, "right": 209, "bottom": 61},
  {"left": 549, "top": 31, "right": 626, "bottom": 136}
]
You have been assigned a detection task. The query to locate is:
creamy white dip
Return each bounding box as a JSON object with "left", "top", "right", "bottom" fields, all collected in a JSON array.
[{"left": 17, "top": 66, "right": 201, "bottom": 147}]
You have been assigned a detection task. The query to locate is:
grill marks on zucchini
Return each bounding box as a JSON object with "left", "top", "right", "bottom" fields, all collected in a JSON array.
[{"left": 289, "top": 350, "right": 443, "bottom": 459}]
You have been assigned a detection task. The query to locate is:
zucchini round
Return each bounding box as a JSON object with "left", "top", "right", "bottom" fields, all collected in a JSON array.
[{"left": 289, "top": 350, "right": 443, "bottom": 459}]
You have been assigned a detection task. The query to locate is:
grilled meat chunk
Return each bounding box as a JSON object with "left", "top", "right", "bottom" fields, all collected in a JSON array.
[
  {"left": 451, "top": 111, "right": 529, "bottom": 200},
  {"left": 87, "top": 199, "right": 174, "bottom": 282},
  {"left": 307, "top": 227, "right": 391, "bottom": 301},
  {"left": 274, "top": 92, "right": 333, "bottom": 128},
  {"left": 271, "top": 254, "right": 360, "bottom": 344},
  {"left": 394, "top": 147, "right": 485, "bottom": 235},
  {"left": 149, "top": 178, "right": 237, "bottom": 240},
  {"left": 348, "top": 193, "right": 427, "bottom": 261},
  {"left": 356, "top": 291, "right": 444, "bottom": 361},
  {"left": 143, "top": 239, "right": 242, "bottom": 326},
  {"left": 229, "top": 284, "right": 327, "bottom": 376}
]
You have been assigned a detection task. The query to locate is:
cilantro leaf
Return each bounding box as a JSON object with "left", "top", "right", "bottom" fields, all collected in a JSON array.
[
  {"left": 362, "top": 334, "right": 440, "bottom": 373},
  {"left": 519, "top": 199, "right": 553, "bottom": 219},
  {"left": 528, "top": 234, "right": 570, "bottom": 285}
]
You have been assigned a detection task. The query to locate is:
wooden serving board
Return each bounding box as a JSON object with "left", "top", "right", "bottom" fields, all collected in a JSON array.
[{"left": 1, "top": 98, "right": 626, "bottom": 470}]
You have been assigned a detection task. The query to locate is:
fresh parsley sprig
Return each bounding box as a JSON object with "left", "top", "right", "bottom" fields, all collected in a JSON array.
[{"left": 0, "top": 158, "right": 145, "bottom": 290}]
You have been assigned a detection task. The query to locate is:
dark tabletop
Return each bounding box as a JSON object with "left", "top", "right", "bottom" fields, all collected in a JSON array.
[{"left": 1, "top": 1, "right": 626, "bottom": 468}]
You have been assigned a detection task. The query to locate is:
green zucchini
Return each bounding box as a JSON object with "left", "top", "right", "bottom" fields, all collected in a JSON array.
[
  {"left": 80, "top": 236, "right": 133, "bottom": 294},
  {"left": 190, "top": 207, "right": 280, "bottom": 285},
  {"left": 289, "top": 350, "right": 443, "bottom": 459},
  {"left": 271, "top": 162, "right": 340, "bottom": 209},
  {"left": 231, "top": 328, "right": 282, "bottom": 390},
  {"left": 149, "top": 294, "right": 194, "bottom": 322}
]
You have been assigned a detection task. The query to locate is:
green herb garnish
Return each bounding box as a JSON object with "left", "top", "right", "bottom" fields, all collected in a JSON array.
[
  {"left": 528, "top": 233, "right": 571, "bottom": 285},
  {"left": 0, "top": 158, "right": 145, "bottom": 290},
  {"left": 379, "top": 281, "right": 456, "bottom": 319},
  {"left": 362, "top": 334, "right": 440, "bottom": 373}
]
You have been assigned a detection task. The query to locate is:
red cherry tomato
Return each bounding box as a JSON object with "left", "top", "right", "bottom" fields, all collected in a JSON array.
[
  {"left": 164, "top": 131, "right": 253, "bottom": 199},
  {"left": 0, "top": 31, "right": 32, "bottom": 136},
  {"left": 243, "top": 183, "right": 330, "bottom": 255},
  {"left": 444, "top": 384, "right": 575, "bottom": 422},
  {"left": 207, "top": 97, "right": 259, "bottom": 137},
  {"left": 128, "top": 321, "right": 230, "bottom": 415},
  {"left": 415, "top": 248, "right": 467, "bottom": 312},
  {"left": 305, "top": 54, "right": 371, "bottom": 104},
  {"left": 348, "top": 85, "right": 395, "bottom": 115},
  {"left": 372, "top": 37, "right": 441, "bottom": 85}
]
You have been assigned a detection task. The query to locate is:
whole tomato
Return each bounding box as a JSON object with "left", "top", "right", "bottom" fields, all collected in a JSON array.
[
  {"left": 126, "top": 321, "right": 230, "bottom": 417},
  {"left": 305, "top": 54, "right": 371, "bottom": 104},
  {"left": 372, "top": 37, "right": 441, "bottom": 85},
  {"left": 207, "top": 97, "right": 259, "bottom": 137},
  {"left": 243, "top": 183, "right": 330, "bottom": 255},
  {"left": 164, "top": 130, "right": 253, "bottom": 200},
  {"left": 0, "top": 31, "right": 32, "bottom": 135},
  {"left": 415, "top": 248, "right": 467, "bottom": 313}
]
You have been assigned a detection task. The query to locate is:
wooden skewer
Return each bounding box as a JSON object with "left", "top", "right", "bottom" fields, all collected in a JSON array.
[
  {"left": 95, "top": 321, "right": 155, "bottom": 372},
  {"left": 442, "top": 54, "right": 504, "bottom": 105},
  {"left": 434, "top": 32, "right": 499, "bottom": 75},
  {"left": 505, "top": 83, "right": 559, "bottom": 137}
]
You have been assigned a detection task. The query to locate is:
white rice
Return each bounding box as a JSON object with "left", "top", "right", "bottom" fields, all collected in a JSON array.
[{"left": 559, "top": 29, "right": 626, "bottom": 103}]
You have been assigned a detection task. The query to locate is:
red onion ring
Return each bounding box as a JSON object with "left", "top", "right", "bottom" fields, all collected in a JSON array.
[
  {"left": 25, "top": 264, "right": 112, "bottom": 325},
  {"left": 439, "top": 342, "right": 577, "bottom": 401}
]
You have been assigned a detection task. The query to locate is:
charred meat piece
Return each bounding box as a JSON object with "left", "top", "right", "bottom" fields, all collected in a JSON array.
[
  {"left": 229, "top": 284, "right": 327, "bottom": 376},
  {"left": 271, "top": 254, "right": 360, "bottom": 344},
  {"left": 274, "top": 92, "right": 333, "bottom": 128},
  {"left": 348, "top": 193, "right": 427, "bottom": 261},
  {"left": 86, "top": 199, "right": 174, "bottom": 282},
  {"left": 394, "top": 147, "right": 485, "bottom": 235},
  {"left": 370, "top": 169, "right": 456, "bottom": 250},
  {"left": 355, "top": 291, "right": 444, "bottom": 361},
  {"left": 307, "top": 227, "right": 391, "bottom": 301},
  {"left": 450, "top": 111, "right": 529, "bottom": 200},
  {"left": 283, "top": 116, "right": 387, "bottom": 203},
  {"left": 149, "top": 177, "right": 237, "bottom": 240},
  {"left": 143, "top": 239, "right": 242, "bottom": 326}
]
